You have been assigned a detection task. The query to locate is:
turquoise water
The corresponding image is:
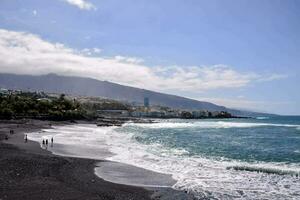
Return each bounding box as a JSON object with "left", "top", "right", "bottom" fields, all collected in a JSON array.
[
  {"left": 28, "top": 116, "right": 300, "bottom": 199},
  {"left": 124, "top": 117, "right": 300, "bottom": 164},
  {"left": 112, "top": 116, "right": 300, "bottom": 199}
]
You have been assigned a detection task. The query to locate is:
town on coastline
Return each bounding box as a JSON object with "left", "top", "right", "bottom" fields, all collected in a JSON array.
[{"left": 0, "top": 88, "right": 236, "bottom": 122}]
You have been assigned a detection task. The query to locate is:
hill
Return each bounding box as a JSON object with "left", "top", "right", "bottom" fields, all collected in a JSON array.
[{"left": 0, "top": 73, "right": 273, "bottom": 117}]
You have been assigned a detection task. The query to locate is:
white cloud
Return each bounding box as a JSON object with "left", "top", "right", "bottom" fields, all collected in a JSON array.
[
  {"left": 63, "top": 0, "right": 96, "bottom": 10},
  {"left": 114, "top": 55, "right": 144, "bottom": 64},
  {"left": 80, "top": 48, "right": 102, "bottom": 55},
  {"left": 199, "top": 97, "right": 291, "bottom": 113},
  {"left": 93, "top": 48, "right": 102, "bottom": 54},
  {"left": 0, "top": 29, "right": 286, "bottom": 93},
  {"left": 32, "top": 10, "right": 37, "bottom": 16}
]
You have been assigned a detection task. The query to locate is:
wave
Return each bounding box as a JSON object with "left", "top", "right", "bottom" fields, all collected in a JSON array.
[
  {"left": 127, "top": 121, "right": 300, "bottom": 130},
  {"left": 103, "top": 126, "right": 300, "bottom": 199},
  {"left": 227, "top": 165, "right": 300, "bottom": 176},
  {"left": 27, "top": 124, "right": 300, "bottom": 199},
  {"left": 256, "top": 117, "right": 269, "bottom": 120}
]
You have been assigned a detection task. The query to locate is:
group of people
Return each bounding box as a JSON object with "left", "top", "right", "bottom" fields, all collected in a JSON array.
[
  {"left": 42, "top": 137, "right": 54, "bottom": 147},
  {"left": 5, "top": 129, "right": 54, "bottom": 148},
  {"left": 4, "top": 130, "right": 55, "bottom": 149}
]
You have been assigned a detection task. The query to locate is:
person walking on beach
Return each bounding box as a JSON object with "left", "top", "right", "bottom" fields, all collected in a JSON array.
[
  {"left": 46, "top": 139, "right": 48, "bottom": 145},
  {"left": 51, "top": 137, "right": 54, "bottom": 147},
  {"left": 24, "top": 134, "right": 28, "bottom": 143},
  {"left": 42, "top": 139, "right": 45, "bottom": 145}
]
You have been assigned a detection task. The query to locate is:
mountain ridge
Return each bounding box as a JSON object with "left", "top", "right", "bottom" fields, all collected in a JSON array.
[{"left": 0, "top": 73, "right": 274, "bottom": 117}]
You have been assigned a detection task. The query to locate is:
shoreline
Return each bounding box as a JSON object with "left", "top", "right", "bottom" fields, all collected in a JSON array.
[{"left": 0, "top": 119, "right": 195, "bottom": 200}]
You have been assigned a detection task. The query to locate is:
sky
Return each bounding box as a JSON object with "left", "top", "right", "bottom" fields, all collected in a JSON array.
[{"left": 0, "top": 0, "right": 299, "bottom": 115}]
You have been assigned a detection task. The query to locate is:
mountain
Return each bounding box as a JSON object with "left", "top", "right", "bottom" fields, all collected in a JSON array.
[{"left": 0, "top": 73, "right": 273, "bottom": 116}]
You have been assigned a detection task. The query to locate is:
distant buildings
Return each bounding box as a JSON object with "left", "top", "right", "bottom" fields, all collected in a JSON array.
[
  {"left": 192, "top": 110, "right": 209, "bottom": 118},
  {"left": 144, "top": 97, "right": 149, "bottom": 107},
  {"left": 0, "top": 88, "right": 9, "bottom": 95},
  {"left": 97, "top": 109, "right": 129, "bottom": 117},
  {"left": 0, "top": 88, "right": 22, "bottom": 96}
]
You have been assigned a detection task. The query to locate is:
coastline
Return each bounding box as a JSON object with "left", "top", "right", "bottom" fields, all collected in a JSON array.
[{"left": 0, "top": 119, "right": 195, "bottom": 200}]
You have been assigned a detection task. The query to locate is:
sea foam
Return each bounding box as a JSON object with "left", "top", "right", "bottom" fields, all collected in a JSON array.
[
  {"left": 28, "top": 123, "right": 300, "bottom": 199},
  {"left": 130, "top": 121, "right": 300, "bottom": 130}
]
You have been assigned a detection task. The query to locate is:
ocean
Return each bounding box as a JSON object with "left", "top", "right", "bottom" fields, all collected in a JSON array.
[{"left": 28, "top": 116, "right": 300, "bottom": 199}]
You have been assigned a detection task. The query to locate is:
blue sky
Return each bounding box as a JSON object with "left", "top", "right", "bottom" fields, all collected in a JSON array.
[{"left": 0, "top": 0, "right": 299, "bottom": 115}]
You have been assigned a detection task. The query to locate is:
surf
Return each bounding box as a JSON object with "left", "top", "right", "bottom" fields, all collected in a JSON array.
[
  {"left": 27, "top": 119, "right": 300, "bottom": 199},
  {"left": 129, "top": 120, "right": 300, "bottom": 129}
]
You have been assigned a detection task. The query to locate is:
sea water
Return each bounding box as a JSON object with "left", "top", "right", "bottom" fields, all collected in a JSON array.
[{"left": 28, "top": 116, "right": 300, "bottom": 199}]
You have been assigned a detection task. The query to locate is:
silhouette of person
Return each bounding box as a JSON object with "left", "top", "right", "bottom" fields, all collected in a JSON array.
[
  {"left": 42, "top": 139, "right": 45, "bottom": 145},
  {"left": 51, "top": 137, "right": 53, "bottom": 144},
  {"left": 46, "top": 139, "right": 48, "bottom": 145},
  {"left": 24, "top": 134, "right": 28, "bottom": 143}
]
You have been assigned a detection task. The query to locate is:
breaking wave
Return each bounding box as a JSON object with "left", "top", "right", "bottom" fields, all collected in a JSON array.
[
  {"left": 28, "top": 123, "right": 300, "bottom": 199},
  {"left": 129, "top": 121, "right": 300, "bottom": 130},
  {"left": 256, "top": 117, "right": 269, "bottom": 120},
  {"left": 227, "top": 165, "right": 300, "bottom": 176}
]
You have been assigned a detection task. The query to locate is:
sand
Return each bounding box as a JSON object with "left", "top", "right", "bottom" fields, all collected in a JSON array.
[{"left": 0, "top": 119, "right": 196, "bottom": 200}]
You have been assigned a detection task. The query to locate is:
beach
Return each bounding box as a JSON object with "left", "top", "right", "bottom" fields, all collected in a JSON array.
[
  {"left": 28, "top": 118, "right": 298, "bottom": 199},
  {"left": 2, "top": 118, "right": 299, "bottom": 199},
  {"left": 0, "top": 119, "right": 195, "bottom": 200}
]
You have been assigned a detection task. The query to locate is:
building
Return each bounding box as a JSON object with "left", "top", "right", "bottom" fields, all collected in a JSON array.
[
  {"left": 165, "top": 111, "right": 180, "bottom": 118},
  {"left": 144, "top": 97, "right": 149, "bottom": 107},
  {"left": 130, "top": 111, "right": 148, "bottom": 118},
  {"left": 0, "top": 88, "right": 9, "bottom": 95},
  {"left": 97, "top": 110, "right": 129, "bottom": 117},
  {"left": 192, "top": 110, "right": 209, "bottom": 118}
]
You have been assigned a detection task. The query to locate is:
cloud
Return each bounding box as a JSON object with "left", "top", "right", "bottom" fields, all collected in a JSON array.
[
  {"left": 199, "top": 97, "right": 291, "bottom": 113},
  {"left": 0, "top": 29, "right": 286, "bottom": 93},
  {"left": 62, "top": 0, "right": 96, "bottom": 10},
  {"left": 32, "top": 10, "right": 37, "bottom": 16},
  {"left": 80, "top": 48, "right": 102, "bottom": 56},
  {"left": 114, "top": 56, "right": 144, "bottom": 64},
  {"left": 93, "top": 48, "right": 102, "bottom": 53}
]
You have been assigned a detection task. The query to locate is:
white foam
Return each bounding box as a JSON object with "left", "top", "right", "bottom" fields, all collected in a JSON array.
[
  {"left": 102, "top": 125, "right": 300, "bottom": 199},
  {"left": 27, "top": 124, "right": 114, "bottom": 159},
  {"left": 129, "top": 121, "right": 300, "bottom": 130},
  {"left": 256, "top": 117, "right": 269, "bottom": 120},
  {"left": 27, "top": 124, "right": 300, "bottom": 199}
]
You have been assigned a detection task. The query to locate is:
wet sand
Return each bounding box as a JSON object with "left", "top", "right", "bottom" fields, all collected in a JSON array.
[
  {"left": 95, "top": 161, "right": 176, "bottom": 187},
  {"left": 0, "top": 120, "right": 196, "bottom": 200}
]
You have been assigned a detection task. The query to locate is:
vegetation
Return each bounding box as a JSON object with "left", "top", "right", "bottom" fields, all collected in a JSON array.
[
  {"left": 0, "top": 92, "right": 86, "bottom": 120},
  {"left": 81, "top": 100, "right": 130, "bottom": 111},
  {"left": 0, "top": 90, "right": 235, "bottom": 121},
  {"left": 180, "top": 111, "right": 193, "bottom": 119}
]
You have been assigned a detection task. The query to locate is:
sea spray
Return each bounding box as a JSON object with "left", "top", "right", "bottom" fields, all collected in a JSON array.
[
  {"left": 27, "top": 118, "right": 300, "bottom": 199},
  {"left": 130, "top": 120, "right": 300, "bottom": 129}
]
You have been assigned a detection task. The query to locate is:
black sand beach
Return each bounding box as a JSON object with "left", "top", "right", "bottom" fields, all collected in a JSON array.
[{"left": 0, "top": 120, "right": 196, "bottom": 200}]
